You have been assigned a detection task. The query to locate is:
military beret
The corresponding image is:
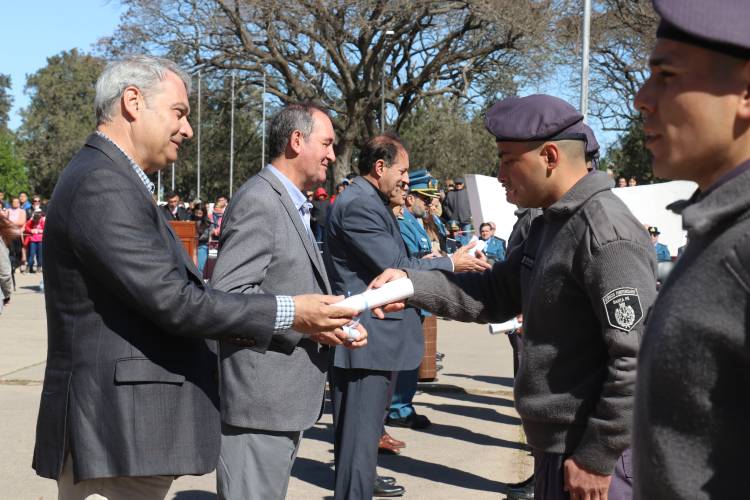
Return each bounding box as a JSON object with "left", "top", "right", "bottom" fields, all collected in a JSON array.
[
  {"left": 582, "top": 123, "right": 599, "bottom": 159},
  {"left": 654, "top": 0, "right": 750, "bottom": 58},
  {"left": 409, "top": 169, "right": 439, "bottom": 198},
  {"left": 484, "top": 94, "right": 587, "bottom": 144}
]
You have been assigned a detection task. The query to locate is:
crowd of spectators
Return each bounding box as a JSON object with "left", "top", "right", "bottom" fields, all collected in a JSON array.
[{"left": 0, "top": 191, "right": 48, "bottom": 277}]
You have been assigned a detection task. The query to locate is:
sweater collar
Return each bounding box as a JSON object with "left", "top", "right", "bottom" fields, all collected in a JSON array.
[
  {"left": 543, "top": 170, "right": 614, "bottom": 219},
  {"left": 680, "top": 160, "right": 750, "bottom": 237}
]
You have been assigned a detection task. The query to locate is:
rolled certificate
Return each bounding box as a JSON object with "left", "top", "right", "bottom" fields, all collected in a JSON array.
[
  {"left": 488, "top": 317, "right": 522, "bottom": 334},
  {"left": 337, "top": 277, "right": 414, "bottom": 313},
  {"left": 472, "top": 238, "right": 486, "bottom": 254}
]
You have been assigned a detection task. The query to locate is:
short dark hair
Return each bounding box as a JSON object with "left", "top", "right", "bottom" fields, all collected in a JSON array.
[
  {"left": 267, "top": 102, "right": 331, "bottom": 160},
  {"left": 165, "top": 191, "right": 180, "bottom": 200},
  {"left": 357, "top": 133, "right": 405, "bottom": 176},
  {"left": 479, "top": 222, "right": 492, "bottom": 231}
]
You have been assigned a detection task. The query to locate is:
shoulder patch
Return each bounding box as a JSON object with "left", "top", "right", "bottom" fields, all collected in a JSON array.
[{"left": 602, "top": 287, "right": 643, "bottom": 332}]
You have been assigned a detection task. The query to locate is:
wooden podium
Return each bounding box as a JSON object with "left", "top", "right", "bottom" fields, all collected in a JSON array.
[
  {"left": 418, "top": 315, "right": 438, "bottom": 381},
  {"left": 169, "top": 220, "right": 198, "bottom": 266}
]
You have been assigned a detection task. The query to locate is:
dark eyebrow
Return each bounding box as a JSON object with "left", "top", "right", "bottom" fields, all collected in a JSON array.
[{"left": 648, "top": 55, "right": 672, "bottom": 67}]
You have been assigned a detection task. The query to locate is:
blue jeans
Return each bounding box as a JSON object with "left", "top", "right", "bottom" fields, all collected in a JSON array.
[
  {"left": 28, "top": 241, "right": 43, "bottom": 271},
  {"left": 197, "top": 244, "right": 208, "bottom": 274},
  {"left": 388, "top": 367, "right": 419, "bottom": 419},
  {"left": 314, "top": 224, "right": 326, "bottom": 244}
]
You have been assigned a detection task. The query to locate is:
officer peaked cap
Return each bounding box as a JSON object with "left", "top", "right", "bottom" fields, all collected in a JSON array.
[{"left": 408, "top": 169, "right": 439, "bottom": 198}]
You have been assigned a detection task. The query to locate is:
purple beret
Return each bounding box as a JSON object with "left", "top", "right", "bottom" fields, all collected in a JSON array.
[
  {"left": 484, "top": 94, "right": 586, "bottom": 144},
  {"left": 654, "top": 0, "right": 750, "bottom": 58},
  {"left": 582, "top": 123, "right": 599, "bottom": 158}
]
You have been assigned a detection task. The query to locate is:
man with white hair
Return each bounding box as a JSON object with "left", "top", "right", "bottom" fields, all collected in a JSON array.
[{"left": 32, "top": 55, "right": 359, "bottom": 499}]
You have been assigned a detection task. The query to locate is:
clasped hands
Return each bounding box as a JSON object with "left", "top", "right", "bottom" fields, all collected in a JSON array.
[{"left": 291, "top": 294, "right": 368, "bottom": 349}]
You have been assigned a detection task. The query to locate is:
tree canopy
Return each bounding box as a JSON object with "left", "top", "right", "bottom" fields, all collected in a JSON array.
[
  {"left": 0, "top": 74, "right": 12, "bottom": 132},
  {"left": 17, "top": 50, "right": 105, "bottom": 197},
  {"left": 101, "top": 0, "right": 555, "bottom": 179}
]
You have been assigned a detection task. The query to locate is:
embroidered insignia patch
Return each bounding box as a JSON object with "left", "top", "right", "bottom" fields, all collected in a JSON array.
[{"left": 602, "top": 287, "right": 643, "bottom": 332}]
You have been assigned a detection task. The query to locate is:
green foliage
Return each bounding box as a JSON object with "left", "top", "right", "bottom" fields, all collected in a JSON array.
[
  {"left": 17, "top": 50, "right": 105, "bottom": 197},
  {"left": 603, "top": 118, "right": 659, "bottom": 184},
  {"left": 0, "top": 131, "right": 30, "bottom": 196},
  {"left": 0, "top": 74, "right": 11, "bottom": 131},
  {"left": 399, "top": 97, "right": 498, "bottom": 183}
]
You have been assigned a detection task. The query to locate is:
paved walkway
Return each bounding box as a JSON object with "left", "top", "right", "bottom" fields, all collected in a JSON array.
[{"left": 0, "top": 271, "right": 532, "bottom": 499}]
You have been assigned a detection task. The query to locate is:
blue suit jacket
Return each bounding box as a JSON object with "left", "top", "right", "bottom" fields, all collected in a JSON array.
[{"left": 324, "top": 177, "right": 452, "bottom": 371}]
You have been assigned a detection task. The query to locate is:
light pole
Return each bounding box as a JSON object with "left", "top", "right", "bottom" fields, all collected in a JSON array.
[
  {"left": 197, "top": 71, "right": 202, "bottom": 200},
  {"left": 381, "top": 30, "right": 395, "bottom": 133},
  {"left": 229, "top": 72, "right": 235, "bottom": 197},
  {"left": 261, "top": 69, "right": 266, "bottom": 168},
  {"left": 580, "top": 0, "right": 592, "bottom": 122},
  {"left": 171, "top": 163, "right": 175, "bottom": 191}
]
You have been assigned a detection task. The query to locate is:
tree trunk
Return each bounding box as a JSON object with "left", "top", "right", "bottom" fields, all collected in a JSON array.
[{"left": 333, "top": 136, "right": 355, "bottom": 184}]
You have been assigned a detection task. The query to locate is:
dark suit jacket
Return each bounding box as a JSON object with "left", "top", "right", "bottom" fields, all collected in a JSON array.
[
  {"left": 324, "top": 177, "right": 452, "bottom": 371},
  {"left": 211, "top": 167, "right": 330, "bottom": 431},
  {"left": 33, "top": 134, "right": 278, "bottom": 482},
  {"left": 160, "top": 204, "right": 190, "bottom": 221}
]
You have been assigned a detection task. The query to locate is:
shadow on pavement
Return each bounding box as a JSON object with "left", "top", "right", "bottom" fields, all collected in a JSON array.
[
  {"left": 443, "top": 373, "right": 514, "bottom": 388},
  {"left": 301, "top": 422, "right": 334, "bottom": 446},
  {"left": 378, "top": 453, "right": 509, "bottom": 493},
  {"left": 291, "top": 456, "right": 335, "bottom": 490},
  {"left": 420, "top": 422, "right": 529, "bottom": 450},
  {"left": 172, "top": 491, "right": 216, "bottom": 500},
  {"left": 417, "top": 402, "right": 522, "bottom": 426},
  {"left": 433, "top": 390, "right": 515, "bottom": 408}
]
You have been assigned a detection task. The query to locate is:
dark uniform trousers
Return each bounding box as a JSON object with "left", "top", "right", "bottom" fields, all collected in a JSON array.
[
  {"left": 330, "top": 367, "right": 392, "bottom": 500},
  {"left": 534, "top": 448, "right": 633, "bottom": 500}
]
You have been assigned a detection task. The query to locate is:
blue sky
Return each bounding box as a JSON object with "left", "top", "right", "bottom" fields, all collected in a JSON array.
[
  {"left": 0, "top": 1, "right": 616, "bottom": 151},
  {"left": 0, "top": 0, "right": 124, "bottom": 130}
]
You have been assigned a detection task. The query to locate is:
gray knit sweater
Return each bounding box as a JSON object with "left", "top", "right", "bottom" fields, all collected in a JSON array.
[
  {"left": 407, "top": 171, "right": 657, "bottom": 474},
  {"left": 634, "top": 162, "right": 750, "bottom": 499}
]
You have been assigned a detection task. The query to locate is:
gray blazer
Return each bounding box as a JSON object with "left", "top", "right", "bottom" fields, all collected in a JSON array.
[
  {"left": 324, "top": 177, "right": 452, "bottom": 371},
  {"left": 32, "top": 134, "right": 278, "bottom": 482},
  {"left": 211, "top": 167, "right": 331, "bottom": 431}
]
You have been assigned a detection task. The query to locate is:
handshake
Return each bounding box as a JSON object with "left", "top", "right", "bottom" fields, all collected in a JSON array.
[{"left": 291, "top": 278, "right": 414, "bottom": 349}]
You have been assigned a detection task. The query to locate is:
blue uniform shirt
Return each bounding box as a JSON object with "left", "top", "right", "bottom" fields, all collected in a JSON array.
[
  {"left": 482, "top": 236, "right": 507, "bottom": 262},
  {"left": 655, "top": 242, "right": 671, "bottom": 262},
  {"left": 433, "top": 215, "right": 447, "bottom": 239},
  {"left": 400, "top": 210, "right": 432, "bottom": 257},
  {"left": 456, "top": 232, "right": 473, "bottom": 247}
]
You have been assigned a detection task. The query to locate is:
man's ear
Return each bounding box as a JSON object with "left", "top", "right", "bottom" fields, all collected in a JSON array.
[
  {"left": 122, "top": 86, "right": 142, "bottom": 122},
  {"left": 373, "top": 158, "right": 386, "bottom": 177},
  {"left": 540, "top": 143, "right": 560, "bottom": 171},
  {"left": 737, "top": 60, "right": 750, "bottom": 121},
  {"left": 288, "top": 129, "right": 305, "bottom": 155}
]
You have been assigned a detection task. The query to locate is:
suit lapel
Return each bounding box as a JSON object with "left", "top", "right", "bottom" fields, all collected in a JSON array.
[
  {"left": 86, "top": 134, "right": 205, "bottom": 284},
  {"left": 259, "top": 168, "right": 330, "bottom": 293},
  {"left": 354, "top": 176, "right": 408, "bottom": 257}
]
